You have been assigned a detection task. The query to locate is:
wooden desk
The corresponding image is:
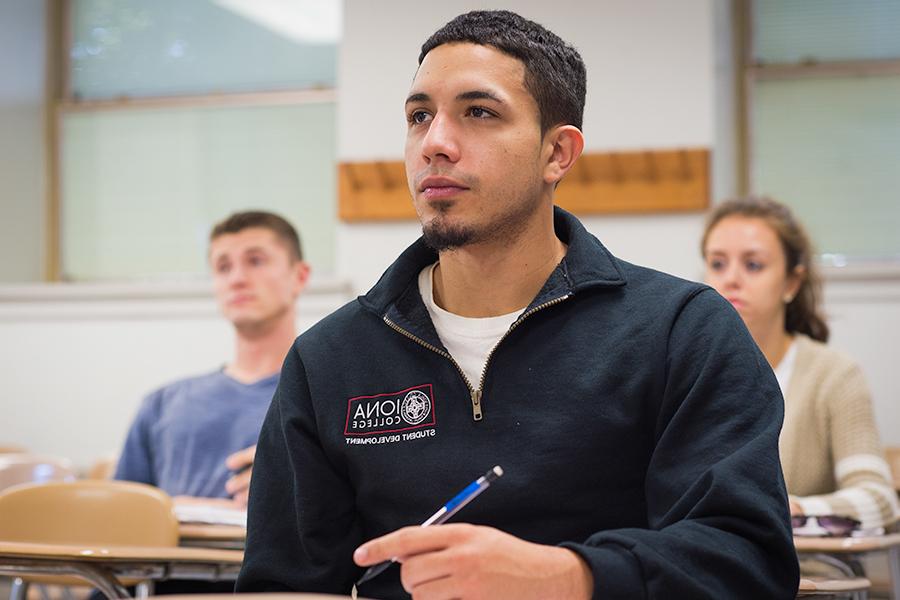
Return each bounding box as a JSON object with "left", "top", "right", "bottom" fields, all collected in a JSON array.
[
  {"left": 159, "top": 595, "right": 371, "bottom": 600},
  {"left": 795, "top": 534, "right": 900, "bottom": 554},
  {"left": 797, "top": 576, "right": 871, "bottom": 598},
  {"left": 0, "top": 541, "right": 242, "bottom": 599},
  {"left": 795, "top": 535, "right": 900, "bottom": 599},
  {"left": 178, "top": 523, "right": 245, "bottom": 549}
]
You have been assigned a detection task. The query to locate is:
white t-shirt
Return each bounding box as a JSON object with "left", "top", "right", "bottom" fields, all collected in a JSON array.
[
  {"left": 418, "top": 263, "right": 522, "bottom": 389},
  {"left": 773, "top": 339, "right": 797, "bottom": 397}
]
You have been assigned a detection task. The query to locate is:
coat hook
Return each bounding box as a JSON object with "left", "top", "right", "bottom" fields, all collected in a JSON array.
[
  {"left": 375, "top": 161, "right": 394, "bottom": 189},
  {"left": 643, "top": 151, "right": 658, "bottom": 183},
  {"left": 678, "top": 149, "right": 693, "bottom": 181},
  {"left": 578, "top": 156, "right": 592, "bottom": 185},
  {"left": 345, "top": 163, "right": 362, "bottom": 192},
  {"left": 609, "top": 152, "right": 625, "bottom": 184}
]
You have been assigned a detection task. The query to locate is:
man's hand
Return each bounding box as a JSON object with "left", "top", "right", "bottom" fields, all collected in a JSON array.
[
  {"left": 353, "top": 524, "right": 593, "bottom": 600},
  {"left": 224, "top": 444, "right": 256, "bottom": 507}
]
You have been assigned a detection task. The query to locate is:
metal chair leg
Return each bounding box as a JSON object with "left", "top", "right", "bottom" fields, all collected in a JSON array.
[
  {"left": 887, "top": 546, "right": 900, "bottom": 600},
  {"left": 8, "top": 578, "right": 27, "bottom": 600},
  {"left": 134, "top": 581, "right": 152, "bottom": 599}
]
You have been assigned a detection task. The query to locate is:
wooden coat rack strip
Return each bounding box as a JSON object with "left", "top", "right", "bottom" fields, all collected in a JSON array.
[{"left": 338, "top": 148, "right": 709, "bottom": 222}]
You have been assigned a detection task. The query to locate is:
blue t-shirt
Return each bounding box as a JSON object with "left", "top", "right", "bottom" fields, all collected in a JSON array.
[{"left": 114, "top": 369, "right": 278, "bottom": 498}]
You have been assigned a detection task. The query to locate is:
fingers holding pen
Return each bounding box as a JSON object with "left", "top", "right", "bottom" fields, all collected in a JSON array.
[
  {"left": 354, "top": 524, "right": 469, "bottom": 566},
  {"left": 355, "top": 524, "right": 593, "bottom": 600},
  {"left": 399, "top": 544, "right": 469, "bottom": 596},
  {"left": 353, "top": 468, "right": 511, "bottom": 597},
  {"left": 354, "top": 524, "right": 485, "bottom": 596}
]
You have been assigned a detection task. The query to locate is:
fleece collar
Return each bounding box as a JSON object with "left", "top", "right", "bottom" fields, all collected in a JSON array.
[{"left": 359, "top": 205, "right": 626, "bottom": 319}]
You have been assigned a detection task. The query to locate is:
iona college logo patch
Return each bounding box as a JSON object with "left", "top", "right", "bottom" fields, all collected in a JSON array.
[
  {"left": 344, "top": 384, "right": 436, "bottom": 436},
  {"left": 400, "top": 390, "right": 431, "bottom": 425}
]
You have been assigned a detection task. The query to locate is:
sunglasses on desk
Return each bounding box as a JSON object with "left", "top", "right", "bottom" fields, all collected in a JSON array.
[{"left": 791, "top": 515, "right": 862, "bottom": 537}]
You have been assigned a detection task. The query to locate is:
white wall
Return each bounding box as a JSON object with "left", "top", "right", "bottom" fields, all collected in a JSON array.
[
  {"left": 824, "top": 271, "right": 900, "bottom": 445},
  {"left": 0, "top": 279, "right": 354, "bottom": 469},
  {"left": 0, "top": 0, "right": 46, "bottom": 282},
  {"left": 337, "top": 0, "right": 716, "bottom": 291}
]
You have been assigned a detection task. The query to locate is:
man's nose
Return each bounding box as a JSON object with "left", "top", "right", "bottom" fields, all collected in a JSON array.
[
  {"left": 420, "top": 115, "right": 460, "bottom": 164},
  {"left": 227, "top": 263, "right": 248, "bottom": 285}
]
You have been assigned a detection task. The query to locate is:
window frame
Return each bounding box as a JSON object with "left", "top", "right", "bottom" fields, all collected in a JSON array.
[
  {"left": 738, "top": 0, "right": 900, "bottom": 271},
  {"left": 45, "top": 0, "right": 338, "bottom": 282}
]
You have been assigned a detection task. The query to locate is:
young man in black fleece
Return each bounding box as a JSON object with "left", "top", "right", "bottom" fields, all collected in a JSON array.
[{"left": 237, "top": 10, "right": 799, "bottom": 599}]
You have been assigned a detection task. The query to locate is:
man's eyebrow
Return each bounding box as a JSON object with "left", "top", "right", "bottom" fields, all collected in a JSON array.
[
  {"left": 404, "top": 90, "right": 506, "bottom": 105},
  {"left": 456, "top": 90, "right": 504, "bottom": 104},
  {"left": 405, "top": 92, "right": 429, "bottom": 105}
]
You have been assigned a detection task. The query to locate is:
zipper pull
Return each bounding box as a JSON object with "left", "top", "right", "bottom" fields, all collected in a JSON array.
[{"left": 471, "top": 389, "right": 483, "bottom": 421}]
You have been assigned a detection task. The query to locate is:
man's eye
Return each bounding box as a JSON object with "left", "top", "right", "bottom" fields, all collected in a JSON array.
[
  {"left": 468, "top": 107, "right": 494, "bottom": 119},
  {"left": 216, "top": 263, "right": 230, "bottom": 274},
  {"left": 408, "top": 110, "right": 431, "bottom": 125},
  {"left": 746, "top": 261, "right": 764, "bottom": 272},
  {"left": 709, "top": 259, "right": 725, "bottom": 271}
]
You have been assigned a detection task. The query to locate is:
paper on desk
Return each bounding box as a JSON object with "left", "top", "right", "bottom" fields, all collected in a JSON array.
[{"left": 174, "top": 503, "right": 247, "bottom": 527}]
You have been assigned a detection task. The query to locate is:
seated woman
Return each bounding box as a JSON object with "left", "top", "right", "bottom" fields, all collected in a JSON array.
[{"left": 702, "top": 196, "right": 898, "bottom": 531}]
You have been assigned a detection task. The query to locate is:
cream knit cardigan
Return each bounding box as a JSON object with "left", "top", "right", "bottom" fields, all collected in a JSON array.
[{"left": 781, "top": 334, "right": 899, "bottom": 529}]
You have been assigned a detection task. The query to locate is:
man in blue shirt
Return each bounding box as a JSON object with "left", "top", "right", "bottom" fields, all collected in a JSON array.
[{"left": 115, "top": 211, "right": 309, "bottom": 506}]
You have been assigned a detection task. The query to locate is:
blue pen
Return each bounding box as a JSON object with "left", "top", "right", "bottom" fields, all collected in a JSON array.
[{"left": 355, "top": 465, "right": 504, "bottom": 588}]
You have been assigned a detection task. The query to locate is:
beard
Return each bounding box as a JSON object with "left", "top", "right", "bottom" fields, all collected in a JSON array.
[
  {"left": 421, "top": 201, "right": 477, "bottom": 251},
  {"left": 420, "top": 184, "right": 545, "bottom": 252}
]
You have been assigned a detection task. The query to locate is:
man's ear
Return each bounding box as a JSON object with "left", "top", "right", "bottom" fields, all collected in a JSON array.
[
  {"left": 292, "top": 261, "right": 311, "bottom": 298},
  {"left": 543, "top": 125, "right": 585, "bottom": 185}
]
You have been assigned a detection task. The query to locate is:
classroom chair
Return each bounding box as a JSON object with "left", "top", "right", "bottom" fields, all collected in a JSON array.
[
  {"left": 0, "top": 480, "right": 179, "bottom": 600},
  {"left": 797, "top": 576, "right": 871, "bottom": 599},
  {"left": 86, "top": 455, "right": 117, "bottom": 480},
  {"left": 0, "top": 455, "right": 75, "bottom": 493}
]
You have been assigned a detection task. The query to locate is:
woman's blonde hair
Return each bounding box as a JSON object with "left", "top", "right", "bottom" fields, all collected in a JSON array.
[{"left": 701, "top": 196, "right": 829, "bottom": 342}]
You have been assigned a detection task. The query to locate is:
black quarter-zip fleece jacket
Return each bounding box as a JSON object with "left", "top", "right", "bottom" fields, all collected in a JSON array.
[{"left": 237, "top": 207, "right": 799, "bottom": 599}]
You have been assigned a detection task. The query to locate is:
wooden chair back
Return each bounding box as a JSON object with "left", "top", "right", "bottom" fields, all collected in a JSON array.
[
  {"left": 86, "top": 455, "right": 117, "bottom": 480},
  {"left": 0, "top": 479, "right": 178, "bottom": 546},
  {"left": 0, "top": 480, "right": 178, "bottom": 588},
  {"left": 0, "top": 454, "right": 76, "bottom": 493}
]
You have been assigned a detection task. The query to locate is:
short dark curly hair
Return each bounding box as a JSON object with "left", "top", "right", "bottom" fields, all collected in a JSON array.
[{"left": 419, "top": 10, "right": 586, "bottom": 134}]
